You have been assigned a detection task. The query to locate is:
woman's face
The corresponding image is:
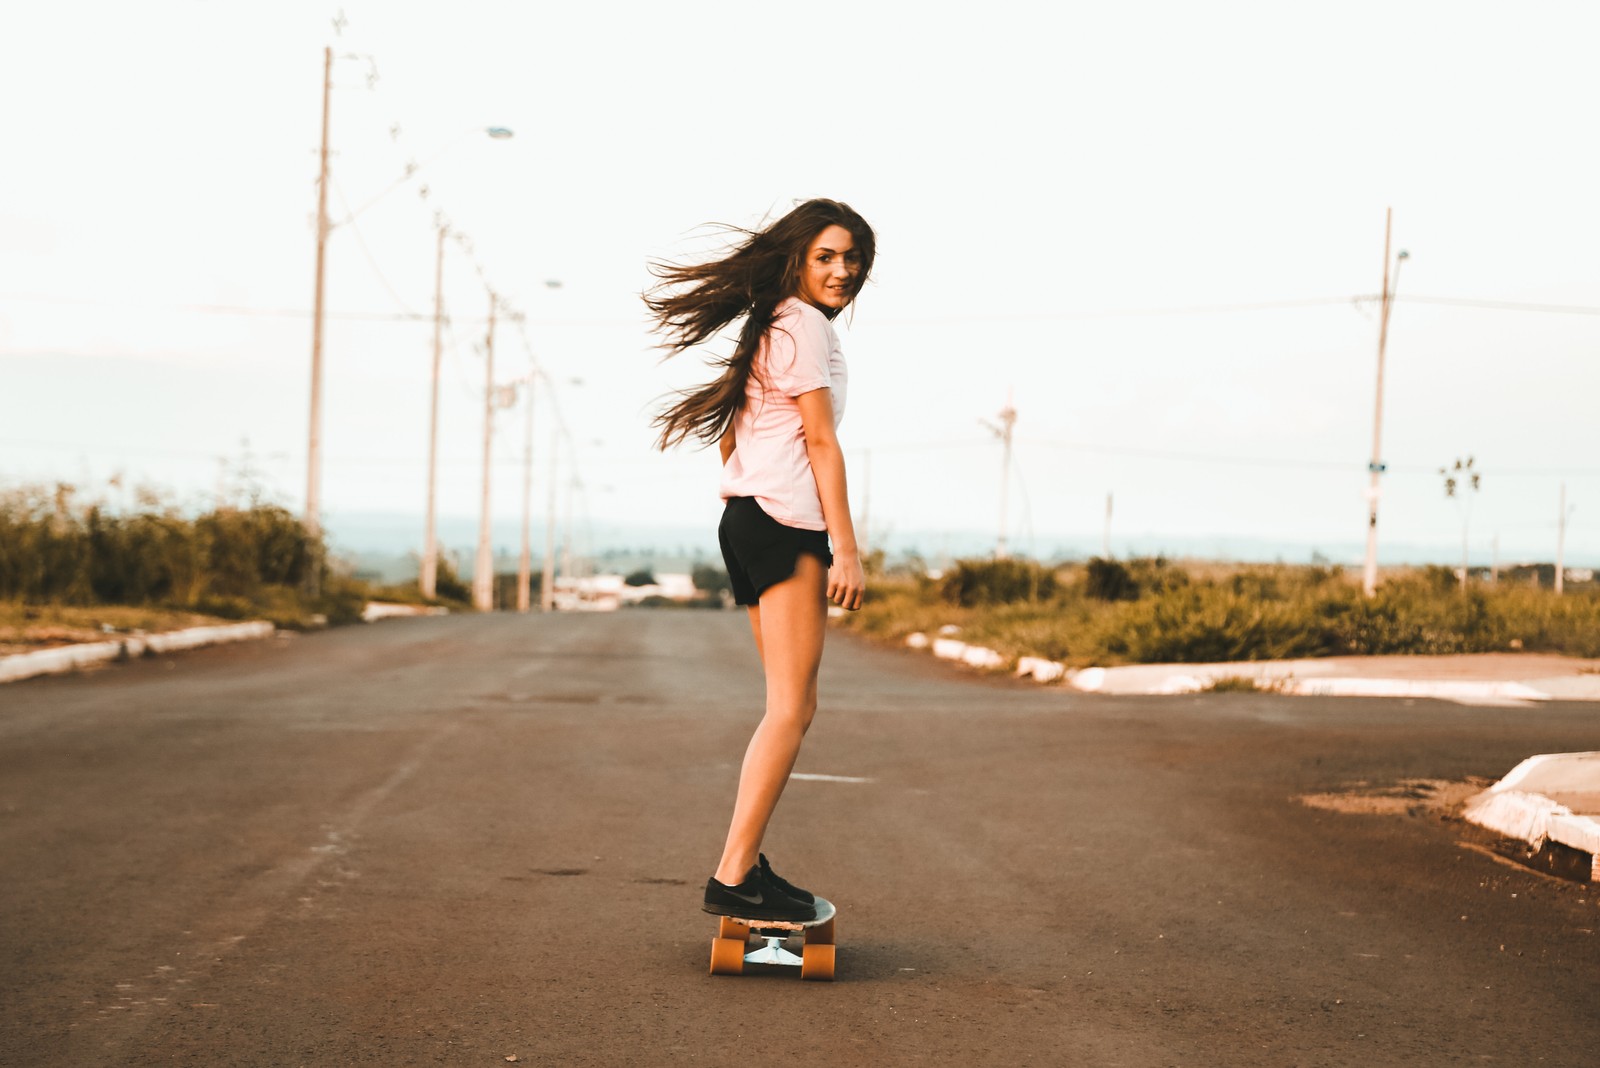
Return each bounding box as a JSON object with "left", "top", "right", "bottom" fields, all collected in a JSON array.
[{"left": 796, "top": 224, "right": 862, "bottom": 312}]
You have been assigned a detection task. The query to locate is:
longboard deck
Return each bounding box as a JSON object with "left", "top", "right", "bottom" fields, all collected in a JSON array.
[{"left": 716, "top": 895, "right": 836, "bottom": 931}]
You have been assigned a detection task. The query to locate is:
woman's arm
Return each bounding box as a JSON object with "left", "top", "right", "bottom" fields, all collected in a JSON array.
[{"left": 795, "top": 388, "right": 864, "bottom": 611}]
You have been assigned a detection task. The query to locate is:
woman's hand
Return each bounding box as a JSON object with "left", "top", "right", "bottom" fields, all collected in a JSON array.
[
  {"left": 793, "top": 388, "right": 863, "bottom": 611},
  {"left": 827, "top": 550, "right": 865, "bottom": 611}
]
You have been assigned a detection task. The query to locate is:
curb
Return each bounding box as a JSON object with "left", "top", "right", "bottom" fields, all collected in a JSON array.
[
  {"left": 1282, "top": 678, "right": 1550, "bottom": 702},
  {"left": 0, "top": 622, "right": 276, "bottom": 684},
  {"left": 1073, "top": 671, "right": 1552, "bottom": 703},
  {"left": 898, "top": 631, "right": 1600, "bottom": 704},
  {"left": 1462, "top": 753, "right": 1600, "bottom": 882},
  {"left": 362, "top": 602, "right": 450, "bottom": 622}
]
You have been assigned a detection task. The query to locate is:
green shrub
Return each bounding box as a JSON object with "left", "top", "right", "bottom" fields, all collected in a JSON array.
[
  {"left": 1419, "top": 565, "right": 1459, "bottom": 594},
  {"left": 194, "top": 505, "right": 315, "bottom": 598},
  {"left": 434, "top": 556, "right": 471, "bottom": 603},
  {"left": 1084, "top": 557, "right": 1137, "bottom": 601},
  {"left": 0, "top": 483, "right": 377, "bottom": 628},
  {"left": 1125, "top": 556, "right": 1190, "bottom": 596},
  {"left": 316, "top": 572, "right": 370, "bottom": 626},
  {"left": 840, "top": 559, "right": 1600, "bottom": 666},
  {"left": 1104, "top": 586, "right": 1327, "bottom": 663},
  {"left": 192, "top": 594, "right": 257, "bottom": 621},
  {"left": 938, "top": 558, "right": 1057, "bottom": 606},
  {"left": 691, "top": 564, "right": 730, "bottom": 594}
]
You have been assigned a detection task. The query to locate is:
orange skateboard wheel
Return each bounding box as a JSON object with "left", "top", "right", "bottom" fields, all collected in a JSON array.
[
  {"left": 709, "top": 936, "right": 746, "bottom": 976},
  {"left": 799, "top": 942, "right": 835, "bottom": 982}
]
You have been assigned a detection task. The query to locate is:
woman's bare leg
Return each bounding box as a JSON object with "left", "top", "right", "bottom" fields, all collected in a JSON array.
[{"left": 713, "top": 552, "right": 827, "bottom": 885}]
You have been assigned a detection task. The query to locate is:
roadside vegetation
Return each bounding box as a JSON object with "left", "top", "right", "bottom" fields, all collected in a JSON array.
[
  {"left": 0, "top": 483, "right": 468, "bottom": 649},
  {"left": 840, "top": 557, "right": 1600, "bottom": 666}
]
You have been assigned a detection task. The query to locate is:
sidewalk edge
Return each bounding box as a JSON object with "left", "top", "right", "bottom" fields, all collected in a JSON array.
[
  {"left": 1462, "top": 758, "right": 1600, "bottom": 883},
  {"left": 0, "top": 621, "right": 276, "bottom": 684}
]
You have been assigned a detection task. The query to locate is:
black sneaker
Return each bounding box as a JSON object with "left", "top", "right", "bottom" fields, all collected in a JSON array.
[
  {"left": 758, "top": 853, "right": 815, "bottom": 905},
  {"left": 703, "top": 864, "right": 817, "bottom": 922}
]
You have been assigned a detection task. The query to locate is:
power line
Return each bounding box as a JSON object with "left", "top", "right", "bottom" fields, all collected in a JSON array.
[
  {"left": 330, "top": 174, "right": 422, "bottom": 318},
  {"left": 8, "top": 291, "right": 1600, "bottom": 327},
  {"left": 870, "top": 296, "right": 1357, "bottom": 325},
  {"left": 874, "top": 294, "right": 1600, "bottom": 324},
  {"left": 1020, "top": 437, "right": 1600, "bottom": 477},
  {"left": 1478, "top": 465, "right": 1600, "bottom": 476},
  {"left": 1023, "top": 437, "right": 1356, "bottom": 471},
  {"left": 1401, "top": 294, "right": 1600, "bottom": 316},
  {"left": 0, "top": 294, "right": 441, "bottom": 322},
  {"left": 10, "top": 430, "right": 1599, "bottom": 481},
  {"left": 0, "top": 435, "right": 509, "bottom": 468}
]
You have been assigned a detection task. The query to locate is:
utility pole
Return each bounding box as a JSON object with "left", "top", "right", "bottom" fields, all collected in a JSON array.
[
  {"left": 1362, "top": 209, "right": 1408, "bottom": 598},
  {"left": 1439, "top": 456, "right": 1479, "bottom": 592},
  {"left": 1103, "top": 492, "right": 1113, "bottom": 558},
  {"left": 1491, "top": 533, "right": 1500, "bottom": 584},
  {"left": 984, "top": 391, "right": 1017, "bottom": 559},
  {"left": 303, "top": 45, "right": 333, "bottom": 593},
  {"left": 541, "top": 426, "right": 559, "bottom": 611},
  {"left": 421, "top": 223, "right": 446, "bottom": 599},
  {"left": 472, "top": 293, "right": 497, "bottom": 611},
  {"left": 517, "top": 370, "right": 536, "bottom": 612},
  {"left": 1556, "top": 481, "right": 1569, "bottom": 595}
]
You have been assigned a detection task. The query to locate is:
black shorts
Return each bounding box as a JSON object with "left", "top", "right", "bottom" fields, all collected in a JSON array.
[{"left": 718, "top": 497, "right": 833, "bottom": 607}]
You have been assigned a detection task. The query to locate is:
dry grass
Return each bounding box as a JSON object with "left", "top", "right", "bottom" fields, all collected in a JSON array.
[
  {"left": 1296, "top": 778, "right": 1491, "bottom": 817},
  {"left": 1205, "top": 675, "right": 1261, "bottom": 693}
]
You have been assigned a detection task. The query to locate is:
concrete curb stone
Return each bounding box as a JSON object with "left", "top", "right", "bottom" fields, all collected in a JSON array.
[
  {"left": 0, "top": 622, "right": 276, "bottom": 684},
  {"left": 1, "top": 602, "right": 454, "bottom": 685},
  {"left": 1463, "top": 752, "right": 1600, "bottom": 882},
  {"left": 899, "top": 631, "right": 1600, "bottom": 704}
]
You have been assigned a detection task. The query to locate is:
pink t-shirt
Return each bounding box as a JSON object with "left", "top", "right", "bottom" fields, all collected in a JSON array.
[{"left": 718, "top": 297, "right": 847, "bottom": 531}]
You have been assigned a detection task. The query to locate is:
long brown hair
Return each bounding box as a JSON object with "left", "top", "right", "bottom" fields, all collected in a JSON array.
[{"left": 646, "top": 199, "right": 876, "bottom": 451}]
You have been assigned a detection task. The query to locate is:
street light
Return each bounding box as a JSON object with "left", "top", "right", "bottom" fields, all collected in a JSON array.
[
  {"left": 1361, "top": 206, "right": 1410, "bottom": 599},
  {"left": 538, "top": 373, "right": 584, "bottom": 612},
  {"left": 502, "top": 297, "right": 570, "bottom": 614},
  {"left": 516, "top": 367, "right": 537, "bottom": 613},
  {"left": 980, "top": 390, "right": 1017, "bottom": 560},
  {"left": 457, "top": 360, "right": 545, "bottom": 614},
  {"left": 419, "top": 127, "right": 515, "bottom": 600},
  {"left": 471, "top": 292, "right": 501, "bottom": 611}
]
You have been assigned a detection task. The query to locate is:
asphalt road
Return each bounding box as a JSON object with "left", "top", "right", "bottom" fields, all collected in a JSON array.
[{"left": 2, "top": 612, "right": 1598, "bottom": 1067}]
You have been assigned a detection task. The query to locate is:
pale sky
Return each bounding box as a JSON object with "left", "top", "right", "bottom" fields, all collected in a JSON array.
[{"left": 3, "top": 0, "right": 1597, "bottom": 565}]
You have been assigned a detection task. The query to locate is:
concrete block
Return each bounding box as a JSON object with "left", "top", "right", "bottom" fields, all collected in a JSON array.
[
  {"left": 1016, "top": 656, "right": 1065, "bottom": 683},
  {"left": 961, "top": 645, "right": 1005, "bottom": 669}
]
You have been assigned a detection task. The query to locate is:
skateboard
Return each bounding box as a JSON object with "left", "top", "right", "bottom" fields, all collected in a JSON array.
[{"left": 708, "top": 896, "right": 836, "bottom": 981}]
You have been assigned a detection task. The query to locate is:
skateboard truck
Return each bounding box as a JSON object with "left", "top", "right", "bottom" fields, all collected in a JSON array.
[{"left": 744, "top": 933, "right": 804, "bottom": 968}]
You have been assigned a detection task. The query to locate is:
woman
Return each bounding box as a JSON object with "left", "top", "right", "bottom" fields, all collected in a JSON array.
[{"left": 647, "top": 198, "right": 875, "bottom": 922}]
